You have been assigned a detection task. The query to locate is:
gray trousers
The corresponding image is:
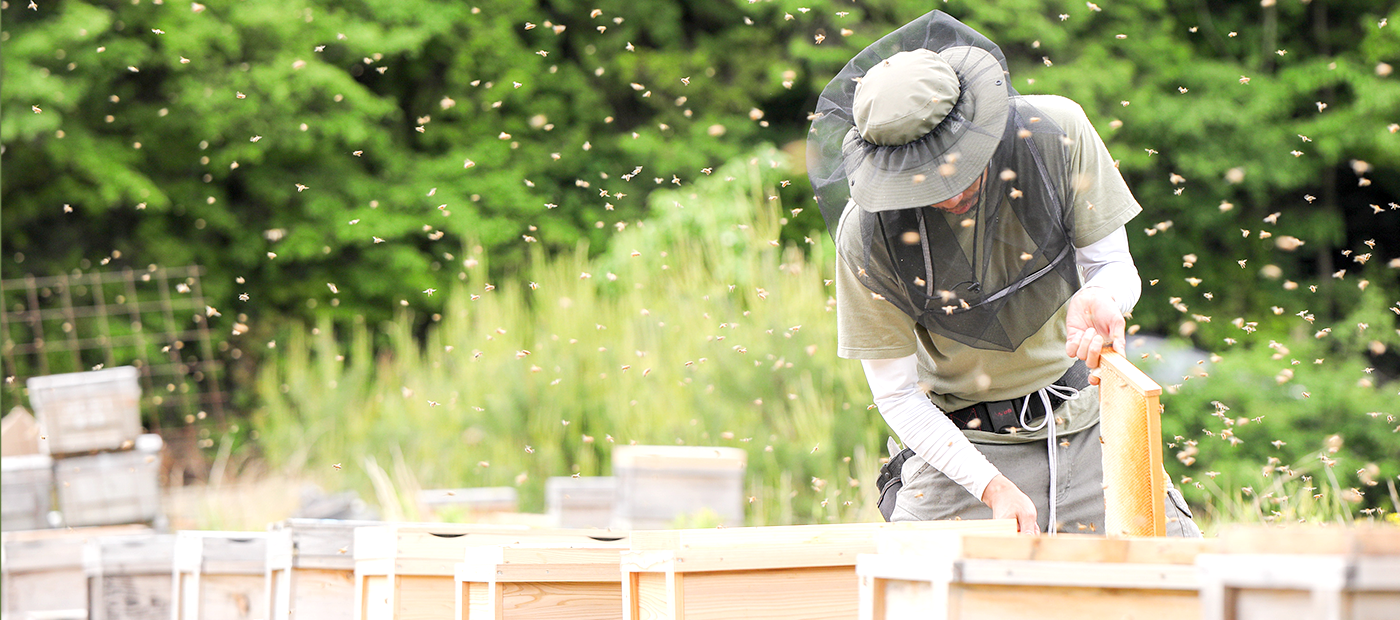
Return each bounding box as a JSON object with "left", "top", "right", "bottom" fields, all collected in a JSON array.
[{"left": 890, "top": 422, "right": 1201, "bottom": 537}]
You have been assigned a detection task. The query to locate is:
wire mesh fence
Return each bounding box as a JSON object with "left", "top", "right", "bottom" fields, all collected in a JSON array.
[{"left": 1, "top": 265, "right": 228, "bottom": 431}]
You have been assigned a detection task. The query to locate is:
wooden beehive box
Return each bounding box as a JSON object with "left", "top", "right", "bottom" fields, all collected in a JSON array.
[
  {"left": 2, "top": 453, "right": 54, "bottom": 531},
  {"left": 454, "top": 543, "right": 628, "bottom": 619},
  {"left": 546, "top": 476, "right": 617, "bottom": 529},
  {"left": 857, "top": 531, "right": 1218, "bottom": 620},
  {"left": 85, "top": 533, "right": 177, "bottom": 620},
  {"left": 612, "top": 445, "right": 746, "bottom": 529},
  {"left": 26, "top": 366, "right": 143, "bottom": 456},
  {"left": 53, "top": 435, "right": 162, "bottom": 527},
  {"left": 1196, "top": 525, "right": 1400, "bottom": 620},
  {"left": 354, "top": 522, "right": 628, "bottom": 620},
  {"left": 620, "top": 520, "right": 1015, "bottom": 620},
  {"left": 1, "top": 525, "right": 151, "bottom": 619},
  {"left": 266, "top": 519, "right": 380, "bottom": 620},
  {"left": 173, "top": 531, "right": 270, "bottom": 620}
]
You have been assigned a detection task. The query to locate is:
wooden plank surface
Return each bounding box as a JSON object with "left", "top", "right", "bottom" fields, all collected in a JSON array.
[
  {"left": 634, "top": 566, "right": 855, "bottom": 620},
  {"left": 274, "top": 567, "right": 354, "bottom": 620},
  {"left": 91, "top": 573, "right": 172, "bottom": 620},
  {"left": 359, "top": 574, "right": 392, "bottom": 620},
  {"left": 950, "top": 583, "right": 1196, "bottom": 620},
  {"left": 395, "top": 574, "right": 456, "bottom": 620},
  {"left": 456, "top": 544, "right": 626, "bottom": 619},
  {"left": 201, "top": 574, "right": 265, "bottom": 620},
  {"left": 933, "top": 533, "right": 1218, "bottom": 565},
  {"left": 458, "top": 545, "right": 626, "bottom": 583},
  {"left": 472, "top": 582, "right": 622, "bottom": 620}
]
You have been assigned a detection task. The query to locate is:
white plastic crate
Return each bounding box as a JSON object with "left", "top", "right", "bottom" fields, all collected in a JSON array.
[
  {"left": 545, "top": 476, "right": 617, "bottom": 528},
  {"left": 27, "top": 366, "right": 142, "bottom": 456},
  {"left": 2, "top": 454, "right": 54, "bottom": 531},
  {"left": 54, "top": 435, "right": 162, "bottom": 527},
  {"left": 612, "top": 445, "right": 747, "bottom": 529}
]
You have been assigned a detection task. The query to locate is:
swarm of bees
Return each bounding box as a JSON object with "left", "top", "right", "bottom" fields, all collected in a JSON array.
[{"left": 20, "top": 0, "right": 1395, "bottom": 522}]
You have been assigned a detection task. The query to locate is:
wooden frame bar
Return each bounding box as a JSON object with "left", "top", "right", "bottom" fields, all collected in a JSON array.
[
  {"left": 172, "top": 531, "right": 269, "bottom": 620},
  {"left": 857, "top": 532, "right": 1217, "bottom": 620},
  {"left": 266, "top": 519, "right": 380, "bottom": 620},
  {"left": 621, "top": 521, "right": 1015, "bottom": 620},
  {"left": 354, "top": 523, "right": 627, "bottom": 620},
  {"left": 453, "top": 544, "right": 627, "bottom": 619}
]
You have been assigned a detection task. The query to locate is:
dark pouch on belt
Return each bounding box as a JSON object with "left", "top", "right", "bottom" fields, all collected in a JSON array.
[{"left": 876, "top": 444, "right": 916, "bottom": 522}]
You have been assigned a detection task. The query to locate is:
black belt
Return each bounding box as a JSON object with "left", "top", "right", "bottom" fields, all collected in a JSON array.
[{"left": 945, "top": 360, "right": 1090, "bottom": 434}]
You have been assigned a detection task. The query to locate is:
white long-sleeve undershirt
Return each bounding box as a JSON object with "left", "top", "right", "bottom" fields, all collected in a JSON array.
[
  {"left": 864, "top": 227, "right": 1140, "bottom": 501},
  {"left": 1076, "top": 227, "right": 1140, "bottom": 315}
]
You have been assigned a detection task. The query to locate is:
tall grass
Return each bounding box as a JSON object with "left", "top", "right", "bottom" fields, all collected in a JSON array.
[
  {"left": 253, "top": 146, "right": 1396, "bottom": 527},
  {"left": 254, "top": 147, "right": 885, "bottom": 524}
]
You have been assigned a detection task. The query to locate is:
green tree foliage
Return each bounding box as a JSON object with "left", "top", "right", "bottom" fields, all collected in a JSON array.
[
  {"left": 2, "top": 0, "right": 832, "bottom": 326},
  {"left": 7, "top": 0, "right": 1396, "bottom": 335}
]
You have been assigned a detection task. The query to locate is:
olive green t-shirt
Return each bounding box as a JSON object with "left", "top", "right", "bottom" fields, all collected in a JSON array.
[{"left": 835, "top": 95, "right": 1141, "bottom": 444}]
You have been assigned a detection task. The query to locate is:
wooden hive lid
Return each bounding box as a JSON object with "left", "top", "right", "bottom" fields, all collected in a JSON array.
[
  {"left": 457, "top": 543, "right": 628, "bottom": 583},
  {"left": 354, "top": 522, "right": 629, "bottom": 576},
  {"left": 624, "top": 520, "right": 1016, "bottom": 573}
]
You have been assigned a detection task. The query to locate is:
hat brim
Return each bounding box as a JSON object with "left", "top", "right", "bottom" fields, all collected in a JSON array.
[{"left": 843, "top": 46, "right": 1010, "bottom": 212}]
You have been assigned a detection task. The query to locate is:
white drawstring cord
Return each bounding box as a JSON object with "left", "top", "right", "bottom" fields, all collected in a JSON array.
[{"left": 1018, "top": 383, "right": 1080, "bottom": 534}]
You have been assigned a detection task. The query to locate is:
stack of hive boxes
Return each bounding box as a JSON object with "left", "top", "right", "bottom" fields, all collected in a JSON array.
[
  {"left": 22, "top": 366, "right": 163, "bottom": 528},
  {"left": 1, "top": 407, "right": 53, "bottom": 531}
]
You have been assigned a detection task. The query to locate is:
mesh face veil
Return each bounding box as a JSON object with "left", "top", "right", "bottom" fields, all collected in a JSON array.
[{"left": 808, "top": 11, "right": 1079, "bottom": 352}]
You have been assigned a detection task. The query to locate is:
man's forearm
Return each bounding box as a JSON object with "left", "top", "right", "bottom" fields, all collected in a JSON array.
[{"left": 862, "top": 355, "right": 1001, "bottom": 500}]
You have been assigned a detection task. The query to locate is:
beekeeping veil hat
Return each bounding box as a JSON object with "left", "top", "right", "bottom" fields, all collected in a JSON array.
[{"left": 807, "top": 11, "right": 1080, "bottom": 352}]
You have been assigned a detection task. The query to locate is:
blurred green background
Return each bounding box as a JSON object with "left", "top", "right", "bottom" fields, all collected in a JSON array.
[{"left": 3, "top": 0, "right": 1397, "bottom": 528}]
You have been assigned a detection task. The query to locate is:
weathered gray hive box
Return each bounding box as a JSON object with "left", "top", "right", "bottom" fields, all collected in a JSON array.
[
  {"left": 612, "top": 445, "right": 747, "bottom": 529},
  {"left": 2, "top": 525, "right": 152, "bottom": 619},
  {"left": 84, "top": 533, "right": 177, "bottom": 620},
  {"left": 27, "top": 366, "right": 142, "bottom": 456},
  {"left": 54, "top": 434, "right": 162, "bottom": 527},
  {"left": 2, "top": 453, "right": 55, "bottom": 531},
  {"left": 545, "top": 476, "right": 617, "bottom": 529}
]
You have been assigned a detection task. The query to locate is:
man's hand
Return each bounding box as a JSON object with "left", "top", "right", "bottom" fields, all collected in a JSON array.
[
  {"left": 1065, "top": 286, "right": 1126, "bottom": 384},
  {"left": 981, "top": 474, "right": 1039, "bottom": 534}
]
